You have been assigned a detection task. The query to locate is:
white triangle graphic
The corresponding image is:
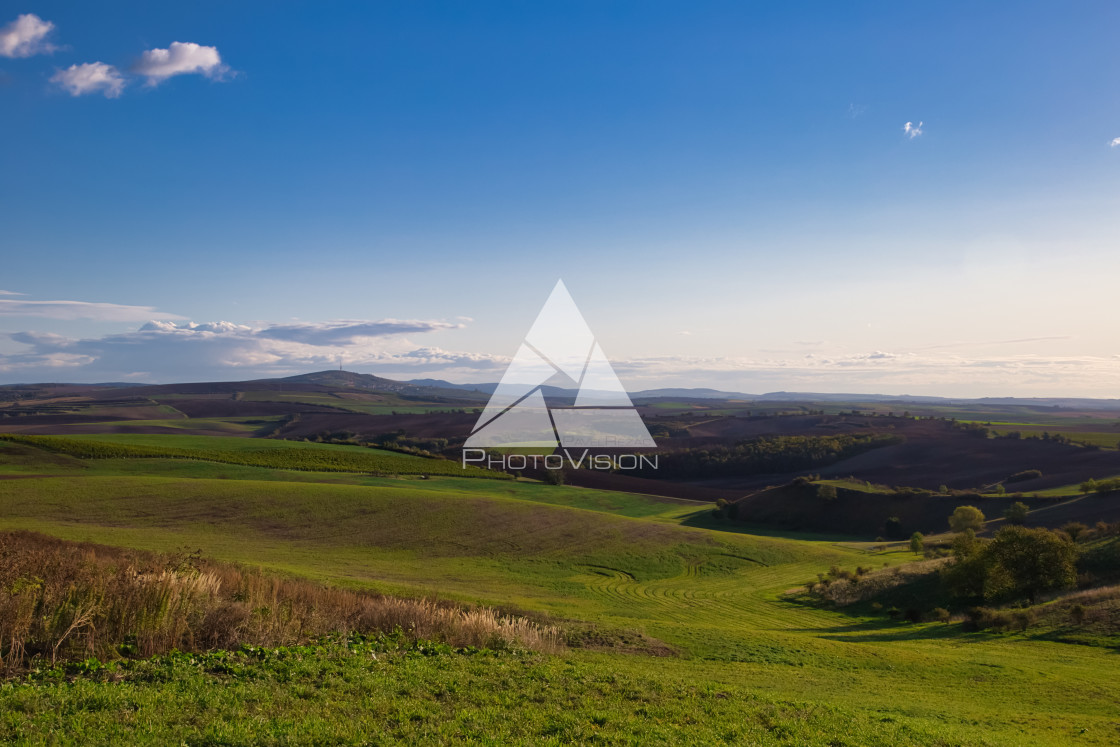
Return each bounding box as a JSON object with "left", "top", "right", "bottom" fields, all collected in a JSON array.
[
  {"left": 473, "top": 343, "right": 558, "bottom": 432},
  {"left": 465, "top": 280, "right": 655, "bottom": 449},
  {"left": 464, "top": 389, "right": 558, "bottom": 448},
  {"left": 575, "top": 343, "right": 631, "bottom": 407}
]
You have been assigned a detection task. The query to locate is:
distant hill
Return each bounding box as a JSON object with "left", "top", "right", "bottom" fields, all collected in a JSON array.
[
  {"left": 282, "top": 370, "right": 426, "bottom": 394},
  {"left": 7, "top": 370, "right": 1120, "bottom": 411},
  {"left": 632, "top": 388, "right": 755, "bottom": 400},
  {"left": 403, "top": 380, "right": 755, "bottom": 401}
]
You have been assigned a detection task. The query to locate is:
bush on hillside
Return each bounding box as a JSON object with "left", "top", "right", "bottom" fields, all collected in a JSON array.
[
  {"left": 943, "top": 525, "right": 1079, "bottom": 604},
  {"left": 948, "top": 505, "right": 985, "bottom": 533},
  {"left": 1006, "top": 469, "right": 1042, "bottom": 483}
]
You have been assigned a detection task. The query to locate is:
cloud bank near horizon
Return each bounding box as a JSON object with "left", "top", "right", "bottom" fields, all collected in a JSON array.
[
  {"left": 3, "top": 318, "right": 1120, "bottom": 397},
  {"left": 0, "top": 317, "right": 497, "bottom": 383}
]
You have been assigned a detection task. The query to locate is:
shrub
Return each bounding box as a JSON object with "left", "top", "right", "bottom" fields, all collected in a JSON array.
[
  {"left": 909, "top": 532, "right": 924, "bottom": 554},
  {"left": 945, "top": 526, "right": 1078, "bottom": 604},
  {"left": 1061, "top": 522, "right": 1088, "bottom": 542},
  {"left": 1069, "top": 604, "right": 1086, "bottom": 625},
  {"left": 949, "top": 505, "right": 985, "bottom": 533},
  {"left": 964, "top": 607, "right": 1032, "bottom": 632},
  {"left": 541, "top": 468, "right": 566, "bottom": 486},
  {"left": 1003, "top": 501, "right": 1029, "bottom": 526},
  {"left": 1007, "top": 469, "right": 1042, "bottom": 483}
]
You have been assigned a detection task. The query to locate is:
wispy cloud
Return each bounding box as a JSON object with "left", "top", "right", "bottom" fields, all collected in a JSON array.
[
  {"left": 903, "top": 121, "right": 924, "bottom": 139},
  {"left": 1111, "top": 137, "right": 1120, "bottom": 148},
  {"left": 0, "top": 13, "right": 56, "bottom": 58},
  {"left": 133, "top": 41, "right": 228, "bottom": 85},
  {"left": 257, "top": 320, "right": 463, "bottom": 346},
  {"left": 4, "top": 323, "right": 1119, "bottom": 396},
  {"left": 50, "top": 62, "right": 125, "bottom": 98},
  {"left": 0, "top": 290, "right": 26, "bottom": 296},
  {"left": 916, "top": 336, "right": 1072, "bottom": 351},
  {"left": 606, "top": 350, "right": 1120, "bottom": 398},
  {"left": 0, "top": 298, "right": 184, "bottom": 322}
]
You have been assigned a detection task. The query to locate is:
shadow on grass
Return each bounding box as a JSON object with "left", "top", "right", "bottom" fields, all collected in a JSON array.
[
  {"left": 678, "top": 509, "right": 876, "bottom": 544},
  {"left": 782, "top": 605, "right": 1120, "bottom": 649}
]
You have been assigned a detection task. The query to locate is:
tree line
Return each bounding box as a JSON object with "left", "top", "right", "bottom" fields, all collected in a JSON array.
[{"left": 619, "top": 433, "right": 902, "bottom": 479}]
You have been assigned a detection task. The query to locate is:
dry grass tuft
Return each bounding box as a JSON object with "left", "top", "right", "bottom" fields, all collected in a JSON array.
[{"left": 0, "top": 531, "right": 562, "bottom": 672}]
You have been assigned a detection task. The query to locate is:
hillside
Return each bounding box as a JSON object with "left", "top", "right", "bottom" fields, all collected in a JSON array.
[
  {"left": 3, "top": 438, "right": 1120, "bottom": 744},
  {"left": 730, "top": 478, "right": 1120, "bottom": 537}
]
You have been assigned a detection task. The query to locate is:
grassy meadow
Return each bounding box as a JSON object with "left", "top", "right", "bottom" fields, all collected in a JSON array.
[
  {"left": 0, "top": 433, "right": 506, "bottom": 480},
  {"left": 2, "top": 435, "right": 1120, "bottom": 744}
]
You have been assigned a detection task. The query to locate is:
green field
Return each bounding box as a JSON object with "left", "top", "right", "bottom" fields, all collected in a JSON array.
[
  {"left": 990, "top": 427, "right": 1120, "bottom": 449},
  {"left": 2, "top": 436, "right": 1120, "bottom": 744},
  {"left": 234, "top": 390, "right": 472, "bottom": 415},
  {"left": 0, "top": 433, "right": 506, "bottom": 480},
  {"left": 82, "top": 416, "right": 283, "bottom": 434}
]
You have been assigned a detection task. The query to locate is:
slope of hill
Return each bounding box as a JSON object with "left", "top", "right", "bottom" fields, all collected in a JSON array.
[
  {"left": 2, "top": 440, "right": 1120, "bottom": 743},
  {"left": 729, "top": 478, "right": 1120, "bottom": 537}
]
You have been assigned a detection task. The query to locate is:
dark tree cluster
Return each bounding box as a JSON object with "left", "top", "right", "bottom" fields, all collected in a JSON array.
[{"left": 619, "top": 433, "right": 902, "bottom": 479}]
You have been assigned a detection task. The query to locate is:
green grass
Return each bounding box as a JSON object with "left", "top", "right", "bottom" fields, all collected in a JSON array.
[
  {"left": 4, "top": 438, "right": 1120, "bottom": 744},
  {"left": 0, "top": 433, "right": 507, "bottom": 479},
  {"left": 0, "top": 639, "right": 1004, "bottom": 747},
  {"left": 237, "top": 390, "right": 469, "bottom": 415},
  {"left": 82, "top": 416, "right": 282, "bottom": 434}
]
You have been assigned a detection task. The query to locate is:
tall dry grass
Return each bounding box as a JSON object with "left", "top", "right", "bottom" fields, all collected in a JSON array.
[{"left": 0, "top": 531, "right": 562, "bottom": 672}]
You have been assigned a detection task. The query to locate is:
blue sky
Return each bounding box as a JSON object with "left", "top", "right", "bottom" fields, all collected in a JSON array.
[{"left": 2, "top": 1, "right": 1120, "bottom": 396}]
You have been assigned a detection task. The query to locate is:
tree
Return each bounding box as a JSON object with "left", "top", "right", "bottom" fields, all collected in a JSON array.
[
  {"left": 980, "top": 526, "right": 1079, "bottom": 603},
  {"left": 817, "top": 483, "right": 837, "bottom": 501},
  {"left": 884, "top": 516, "right": 903, "bottom": 539},
  {"left": 909, "top": 532, "right": 924, "bottom": 554},
  {"left": 942, "top": 529, "right": 986, "bottom": 599},
  {"left": 1080, "top": 479, "right": 1098, "bottom": 495},
  {"left": 541, "top": 468, "right": 566, "bottom": 486},
  {"left": 1061, "top": 522, "right": 1087, "bottom": 542},
  {"left": 1003, "top": 501, "right": 1029, "bottom": 526},
  {"left": 949, "top": 505, "right": 986, "bottom": 533}
]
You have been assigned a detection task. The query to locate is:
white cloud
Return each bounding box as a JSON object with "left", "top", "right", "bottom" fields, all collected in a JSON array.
[
  {"left": 605, "top": 350, "right": 1120, "bottom": 398},
  {"left": 0, "top": 298, "right": 184, "bottom": 321},
  {"left": 134, "top": 41, "right": 228, "bottom": 84},
  {"left": 4, "top": 321, "right": 1120, "bottom": 396},
  {"left": 50, "top": 62, "right": 125, "bottom": 98},
  {"left": 903, "top": 121, "right": 924, "bottom": 139},
  {"left": 0, "top": 318, "right": 491, "bottom": 382},
  {"left": 0, "top": 13, "right": 56, "bottom": 58},
  {"left": 0, "top": 290, "right": 26, "bottom": 296},
  {"left": 1111, "top": 137, "right": 1120, "bottom": 148}
]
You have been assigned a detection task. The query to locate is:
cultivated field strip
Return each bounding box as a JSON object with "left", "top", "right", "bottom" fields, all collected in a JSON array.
[{"left": 573, "top": 556, "right": 849, "bottom": 630}]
